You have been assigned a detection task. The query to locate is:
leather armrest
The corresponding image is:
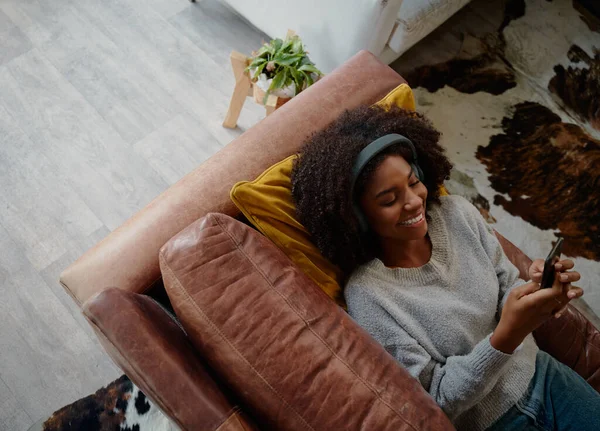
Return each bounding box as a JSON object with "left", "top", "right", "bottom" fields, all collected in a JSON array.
[
  {"left": 494, "top": 231, "right": 532, "bottom": 281},
  {"left": 83, "top": 288, "right": 258, "bottom": 431},
  {"left": 533, "top": 305, "right": 600, "bottom": 392}
]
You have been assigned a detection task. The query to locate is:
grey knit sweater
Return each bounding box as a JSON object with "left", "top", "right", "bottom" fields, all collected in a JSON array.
[{"left": 345, "top": 195, "right": 538, "bottom": 431}]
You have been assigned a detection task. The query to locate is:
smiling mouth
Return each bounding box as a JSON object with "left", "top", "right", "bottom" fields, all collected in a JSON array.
[{"left": 398, "top": 212, "right": 424, "bottom": 226}]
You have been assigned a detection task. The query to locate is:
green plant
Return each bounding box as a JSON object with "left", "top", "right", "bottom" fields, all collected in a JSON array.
[{"left": 246, "top": 34, "right": 323, "bottom": 102}]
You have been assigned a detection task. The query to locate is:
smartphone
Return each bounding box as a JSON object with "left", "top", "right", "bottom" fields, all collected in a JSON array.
[{"left": 540, "top": 238, "right": 564, "bottom": 289}]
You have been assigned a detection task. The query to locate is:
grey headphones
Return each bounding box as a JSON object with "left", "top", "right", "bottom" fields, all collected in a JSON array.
[{"left": 350, "top": 134, "right": 424, "bottom": 233}]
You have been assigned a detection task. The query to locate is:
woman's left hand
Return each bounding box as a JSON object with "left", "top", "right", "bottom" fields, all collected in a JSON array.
[{"left": 528, "top": 259, "right": 583, "bottom": 318}]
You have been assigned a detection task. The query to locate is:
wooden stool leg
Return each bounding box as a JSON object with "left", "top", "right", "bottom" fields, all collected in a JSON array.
[
  {"left": 222, "top": 51, "right": 251, "bottom": 128},
  {"left": 265, "top": 94, "right": 278, "bottom": 116}
]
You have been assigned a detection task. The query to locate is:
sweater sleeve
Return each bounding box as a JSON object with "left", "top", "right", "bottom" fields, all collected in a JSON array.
[
  {"left": 347, "top": 291, "right": 514, "bottom": 421},
  {"left": 456, "top": 196, "right": 525, "bottom": 317}
]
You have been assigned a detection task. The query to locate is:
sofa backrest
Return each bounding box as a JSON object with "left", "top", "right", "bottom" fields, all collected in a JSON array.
[{"left": 59, "top": 50, "right": 406, "bottom": 306}]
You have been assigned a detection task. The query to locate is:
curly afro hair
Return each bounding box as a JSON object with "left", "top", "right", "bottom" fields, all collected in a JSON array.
[{"left": 291, "top": 104, "right": 452, "bottom": 276}]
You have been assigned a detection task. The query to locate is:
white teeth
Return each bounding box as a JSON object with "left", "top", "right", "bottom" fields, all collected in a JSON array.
[{"left": 399, "top": 213, "right": 423, "bottom": 226}]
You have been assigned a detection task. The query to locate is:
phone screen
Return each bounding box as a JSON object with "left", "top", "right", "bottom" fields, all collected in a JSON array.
[{"left": 540, "top": 238, "right": 564, "bottom": 289}]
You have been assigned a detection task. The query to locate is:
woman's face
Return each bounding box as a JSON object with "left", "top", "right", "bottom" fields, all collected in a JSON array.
[{"left": 359, "top": 155, "right": 428, "bottom": 241}]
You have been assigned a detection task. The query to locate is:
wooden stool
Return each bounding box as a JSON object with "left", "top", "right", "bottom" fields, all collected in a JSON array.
[
  {"left": 222, "top": 51, "right": 293, "bottom": 128},
  {"left": 223, "top": 30, "right": 298, "bottom": 128}
]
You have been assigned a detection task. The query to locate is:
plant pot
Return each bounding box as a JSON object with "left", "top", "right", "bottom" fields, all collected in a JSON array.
[{"left": 252, "top": 83, "right": 291, "bottom": 108}]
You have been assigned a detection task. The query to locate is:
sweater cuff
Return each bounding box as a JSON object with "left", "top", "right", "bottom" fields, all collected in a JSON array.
[{"left": 471, "top": 334, "right": 514, "bottom": 376}]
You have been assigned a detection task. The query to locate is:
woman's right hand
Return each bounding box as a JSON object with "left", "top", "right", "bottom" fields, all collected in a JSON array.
[{"left": 490, "top": 276, "right": 582, "bottom": 353}]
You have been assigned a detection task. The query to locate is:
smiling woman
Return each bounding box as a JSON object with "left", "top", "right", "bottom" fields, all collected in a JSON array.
[
  {"left": 291, "top": 104, "right": 600, "bottom": 431},
  {"left": 291, "top": 104, "right": 451, "bottom": 274},
  {"left": 359, "top": 154, "right": 432, "bottom": 268}
]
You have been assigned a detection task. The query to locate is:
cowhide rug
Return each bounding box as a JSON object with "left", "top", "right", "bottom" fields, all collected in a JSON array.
[
  {"left": 43, "top": 0, "right": 600, "bottom": 429},
  {"left": 394, "top": 0, "right": 600, "bottom": 318},
  {"left": 42, "top": 375, "right": 178, "bottom": 431}
]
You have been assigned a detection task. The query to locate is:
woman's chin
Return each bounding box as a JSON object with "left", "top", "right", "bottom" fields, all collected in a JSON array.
[{"left": 394, "top": 220, "right": 428, "bottom": 240}]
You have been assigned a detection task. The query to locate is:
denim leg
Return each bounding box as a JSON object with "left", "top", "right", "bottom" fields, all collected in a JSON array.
[
  {"left": 486, "top": 403, "right": 541, "bottom": 430},
  {"left": 536, "top": 351, "right": 600, "bottom": 430},
  {"left": 487, "top": 350, "right": 600, "bottom": 431}
]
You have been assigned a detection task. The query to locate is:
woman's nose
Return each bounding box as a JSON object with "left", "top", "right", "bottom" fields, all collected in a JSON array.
[{"left": 404, "top": 190, "right": 423, "bottom": 211}]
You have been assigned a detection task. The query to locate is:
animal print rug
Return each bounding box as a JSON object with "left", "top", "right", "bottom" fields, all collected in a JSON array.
[
  {"left": 393, "top": 0, "right": 600, "bottom": 318},
  {"left": 43, "top": 0, "right": 599, "bottom": 429},
  {"left": 42, "top": 375, "right": 178, "bottom": 431}
]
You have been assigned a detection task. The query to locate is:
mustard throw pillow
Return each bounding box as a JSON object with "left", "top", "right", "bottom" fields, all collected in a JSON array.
[{"left": 230, "top": 83, "right": 417, "bottom": 307}]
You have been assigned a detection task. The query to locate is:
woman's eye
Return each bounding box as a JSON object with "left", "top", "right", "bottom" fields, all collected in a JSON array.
[
  {"left": 382, "top": 199, "right": 396, "bottom": 207},
  {"left": 409, "top": 180, "right": 420, "bottom": 187}
]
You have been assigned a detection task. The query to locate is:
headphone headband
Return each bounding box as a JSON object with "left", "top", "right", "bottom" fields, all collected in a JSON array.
[{"left": 350, "top": 134, "right": 424, "bottom": 233}]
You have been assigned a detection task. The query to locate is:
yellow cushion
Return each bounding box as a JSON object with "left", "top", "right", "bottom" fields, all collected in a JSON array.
[
  {"left": 231, "top": 154, "right": 345, "bottom": 305},
  {"left": 230, "top": 83, "right": 418, "bottom": 307},
  {"left": 376, "top": 82, "right": 416, "bottom": 112}
]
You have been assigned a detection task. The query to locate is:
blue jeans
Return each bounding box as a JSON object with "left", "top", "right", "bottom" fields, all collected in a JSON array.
[{"left": 488, "top": 350, "right": 600, "bottom": 430}]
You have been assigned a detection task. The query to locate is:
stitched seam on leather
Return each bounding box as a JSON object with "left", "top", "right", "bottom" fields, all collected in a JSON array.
[
  {"left": 85, "top": 314, "right": 186, "bottom": 430},
  {"left": 215, "top": 408, "right": 241, "bottom": 431},
  {"left": 213, "top": 215, "right": 420, "bottom": 430},
  {"left": 560, "top": 309, "right": 600, "bottom": 353},
  {"left": 214, "top": 407, "right": 241, "bottom": 431},
  {"left": 159, "top": 250, "right": 314, "bottom": 431}
]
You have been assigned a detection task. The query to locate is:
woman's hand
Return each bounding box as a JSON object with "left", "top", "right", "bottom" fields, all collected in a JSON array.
[
  {"left": 528, "top": 258, "right": 583, "bottom": 317},
  {"left": 491, "top": 269, "right": 583, "bottom": 353}
]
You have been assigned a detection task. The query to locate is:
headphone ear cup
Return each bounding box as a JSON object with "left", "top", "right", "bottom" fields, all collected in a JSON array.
[
  {"left": 412, "top": 163, "right": 425, "bottom": 182},
  {"left": 353, "top": 203, "right": 369, "bottom": 233}
]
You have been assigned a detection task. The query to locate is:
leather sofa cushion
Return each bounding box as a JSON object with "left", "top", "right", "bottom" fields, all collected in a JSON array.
[{"left": 159, "top": 213, "right": 454, "bottom": 431}]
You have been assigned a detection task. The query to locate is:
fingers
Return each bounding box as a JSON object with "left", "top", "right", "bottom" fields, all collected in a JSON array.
[
  {"left": 530, "top": 258, "right": 577, "bottom": 284},
  {"left": 528, "top": 287, "right": 560, "bottom": 303},
  {"left": 524, "top": 280, "right": 584, "bottom": 318},
  {"left": 531, "top": 258, "right": 544, "bottom": 271},
  {"left": 555, "top": 259, "right": 574, "bottom": 271},
  {"left": 554, "top": 304, "right": 569, "bottom": 319},
  {"left": 551, "top": 270, "right": 564, "bottom": 292},
  {"left": 531, "top": 271, "right": 543, "bottom": 283},
  {"left": 551, "top": 286, "right": 584, "bottom": 318},
  {"left": 558, "top": 271, "right": 581, "bottom": 283},
  {"left": 526, "top": 284, "right": 566, "bottom": 311},
  {"left": 566, "top": 286, "right": 584, "bottom": 300}
]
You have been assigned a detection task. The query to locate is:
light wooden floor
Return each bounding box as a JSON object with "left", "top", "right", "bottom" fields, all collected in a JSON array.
[
  {"left": 2, "top": 0, "right": 599, "bottom": 430},
  {"left": 0, "top": 0, "right": 267, "bottom": 429}
]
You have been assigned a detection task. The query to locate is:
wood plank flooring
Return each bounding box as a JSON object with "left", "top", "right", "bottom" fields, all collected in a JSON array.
[
  {"left": 0, "top": 0, "right": 266, "bottom": 428},
  {"left": 1, "top": 0, "right": 598, "bottom": 429}
]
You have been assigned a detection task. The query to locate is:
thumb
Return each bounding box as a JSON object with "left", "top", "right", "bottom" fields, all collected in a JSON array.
[{"left": 529, "top": 259, "right": 544, "bottom": 282}]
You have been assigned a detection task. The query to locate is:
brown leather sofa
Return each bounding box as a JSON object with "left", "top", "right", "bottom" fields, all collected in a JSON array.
[{"left": 60, "top": 51, "right": 600, "bottom": 430}]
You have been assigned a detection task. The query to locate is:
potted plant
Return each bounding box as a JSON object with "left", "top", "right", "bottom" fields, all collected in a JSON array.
[{"left": 246, "top": 34, "right": 323, "bottom": 107}]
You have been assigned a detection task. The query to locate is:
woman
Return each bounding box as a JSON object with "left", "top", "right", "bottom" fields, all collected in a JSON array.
[{"left": 290, "top": 105, "right": 600, "bottom": 430}]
